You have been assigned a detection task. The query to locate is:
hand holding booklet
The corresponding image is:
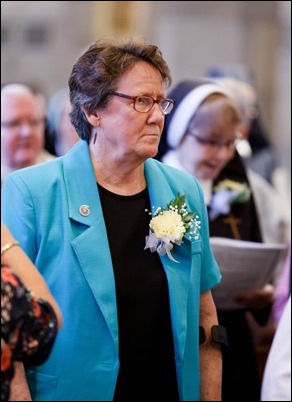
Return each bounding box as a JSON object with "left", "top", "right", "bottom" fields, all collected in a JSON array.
[{"left": 210, "top": 237, "right": 287, "bottom": 310}]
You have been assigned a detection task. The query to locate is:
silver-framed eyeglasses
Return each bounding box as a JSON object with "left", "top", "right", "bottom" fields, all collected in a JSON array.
[
  {"left": 187, "top": 130, "right": 238, "bottom": 149},
  {"left": 112, "top": 92, "right": 175, "bottom": 115}
]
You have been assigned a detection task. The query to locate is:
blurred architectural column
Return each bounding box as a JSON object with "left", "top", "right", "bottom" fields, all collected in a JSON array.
[{"left": 90, "top": 1, "right": 150, "bottom": 38}]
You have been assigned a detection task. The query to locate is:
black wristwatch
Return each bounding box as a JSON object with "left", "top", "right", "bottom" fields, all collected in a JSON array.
[{"left": 199, "top": 325, "right": 229, "bottom": 348}]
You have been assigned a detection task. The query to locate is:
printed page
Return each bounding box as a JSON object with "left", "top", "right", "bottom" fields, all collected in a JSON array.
[{"left": 210, "top": 237, "right": 287, "bottom": 310}]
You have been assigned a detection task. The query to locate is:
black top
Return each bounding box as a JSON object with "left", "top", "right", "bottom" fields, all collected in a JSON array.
[
  {"left": 210, "top": 151, "right": 263, "bottom": 242},
  {"left": 98, "top": 184, "right": 179, "bottom": 401}
]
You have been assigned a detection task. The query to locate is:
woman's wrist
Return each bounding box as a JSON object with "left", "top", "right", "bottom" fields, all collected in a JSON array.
[{"left": 1, "top": 240, "right": 20, "bottom": 256}]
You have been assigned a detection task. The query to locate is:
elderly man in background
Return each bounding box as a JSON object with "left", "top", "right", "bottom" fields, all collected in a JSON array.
[{"left": 1, "top": 83, "right": 54, "bottom": 184}]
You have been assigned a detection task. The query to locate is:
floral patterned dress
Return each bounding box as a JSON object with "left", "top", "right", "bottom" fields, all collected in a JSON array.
[{"left": 1, "top": 265, "right": 58, "bottom": 401}]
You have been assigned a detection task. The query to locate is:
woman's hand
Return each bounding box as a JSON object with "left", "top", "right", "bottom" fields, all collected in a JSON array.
[{"left": 234, "top": 284, "right": 274, "bottom": 309}]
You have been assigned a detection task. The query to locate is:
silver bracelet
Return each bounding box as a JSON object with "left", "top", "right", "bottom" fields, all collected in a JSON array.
[{"left": 1, "top": 240, "right": 20, "bottom": 256}]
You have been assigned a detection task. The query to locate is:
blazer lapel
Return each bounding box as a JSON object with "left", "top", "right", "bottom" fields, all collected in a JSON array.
[
  {"left": 63, "top": 142, "right": 118, "bottom": 350},
  {"left": 145, "top": 159, "right": 192, "bottom": 360}
]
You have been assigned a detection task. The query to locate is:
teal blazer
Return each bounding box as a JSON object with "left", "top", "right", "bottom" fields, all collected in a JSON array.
[{"left": 1, "top": 141, "right": 221, "bottom": 401}]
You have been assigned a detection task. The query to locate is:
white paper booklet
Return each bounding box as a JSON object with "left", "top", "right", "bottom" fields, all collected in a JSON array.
[{"left": 210, "top": 237, "right": 288, "bottom": 310}]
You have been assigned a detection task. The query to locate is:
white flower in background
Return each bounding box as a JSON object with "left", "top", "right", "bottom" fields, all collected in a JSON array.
[{"left": 209, "top": 179, "right": 251, "bottom": 220}]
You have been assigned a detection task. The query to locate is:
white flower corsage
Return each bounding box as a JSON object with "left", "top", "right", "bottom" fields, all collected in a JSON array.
[
  {"left": 209, "top": 179, "right": 251, "bottom": 220},
  {"left": 144, "top": 194, "right": 201, "bottom": 262}
]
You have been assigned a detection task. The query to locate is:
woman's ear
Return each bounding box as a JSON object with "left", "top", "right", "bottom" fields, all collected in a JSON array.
[{"left": 82, "top": 106, "right": 100, "bottom": 126}]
